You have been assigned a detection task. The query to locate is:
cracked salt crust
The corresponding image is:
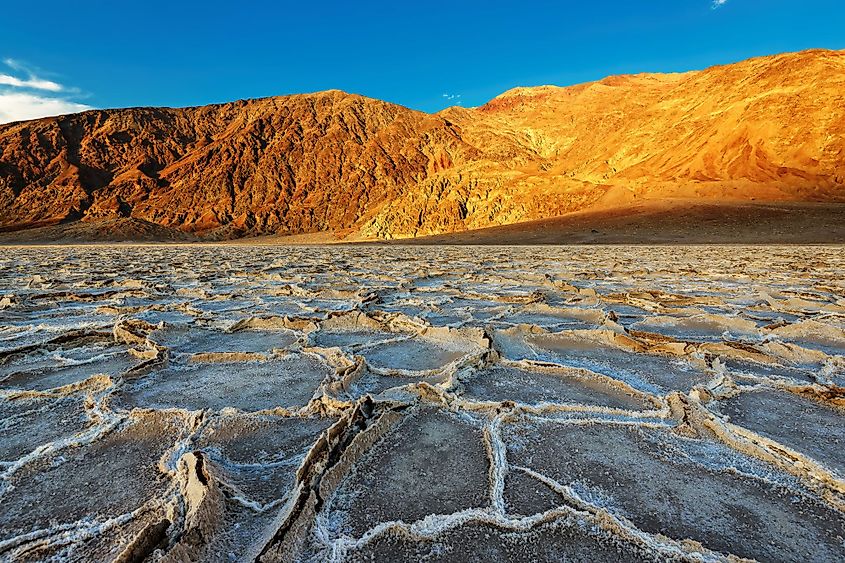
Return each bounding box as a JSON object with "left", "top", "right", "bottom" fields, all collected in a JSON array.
[{"left": 0, "top": 245, "right": 843, "bottom": 561}]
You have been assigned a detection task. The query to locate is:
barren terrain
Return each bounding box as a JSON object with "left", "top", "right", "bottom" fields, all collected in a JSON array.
[
  {"left": 388, "top": 201, "right": 845, "bottom": 245},
  {"left": 2, "top": 49, "right": 844, "bottom": 241},
  {"left": 1, "top": 245, "right": 844, "bottom": 561}
]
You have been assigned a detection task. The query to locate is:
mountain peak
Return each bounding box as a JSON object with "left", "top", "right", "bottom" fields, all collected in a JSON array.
[{"left": 1, "top": 48, "right": 843, "bottom": 241}]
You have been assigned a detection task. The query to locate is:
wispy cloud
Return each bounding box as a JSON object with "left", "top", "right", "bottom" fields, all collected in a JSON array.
[
  {"left": 0, "top": 58, "right": 92, "bottom": 124},
  {"left": 0, "top": 74, "right": 63, "bottom": 92},
  {"left": 442, "top": 93, "right": 463, "bottom": 106},
  {"left": 712, "top": 0, "right": 729, "bottom": 8}
]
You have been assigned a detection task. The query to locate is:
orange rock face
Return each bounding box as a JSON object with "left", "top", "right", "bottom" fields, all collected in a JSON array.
[{"left": 1, "top": 49, "right": 843, "bottom": 239}]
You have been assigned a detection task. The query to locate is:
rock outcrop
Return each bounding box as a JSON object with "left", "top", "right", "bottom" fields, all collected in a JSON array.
[{"left": 1, "top": 49, "right": 843, "bottom": 240}]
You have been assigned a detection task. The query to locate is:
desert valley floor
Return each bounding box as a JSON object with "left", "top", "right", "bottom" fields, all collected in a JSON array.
[{"left": 0, "top": 245, "right": 844, "bottom": 562}]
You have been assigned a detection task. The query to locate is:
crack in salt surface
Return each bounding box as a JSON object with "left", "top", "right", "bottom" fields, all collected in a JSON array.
[{"left": 0, "top": 245, "right": 843, "bottom": 561}]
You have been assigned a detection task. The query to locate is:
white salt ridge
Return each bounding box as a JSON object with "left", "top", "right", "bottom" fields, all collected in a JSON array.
[{"left": 0, "top": 245, "right": 843, "bottom": 561}]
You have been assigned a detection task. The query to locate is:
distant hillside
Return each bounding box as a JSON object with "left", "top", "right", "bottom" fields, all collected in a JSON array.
[{"left": 1, "top": 49, "right": 843, "bottom": 241}]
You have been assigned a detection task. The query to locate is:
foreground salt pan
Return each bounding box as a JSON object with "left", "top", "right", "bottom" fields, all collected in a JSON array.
[{"left": 0, "top": 245, "right": 843, "bottom": 562}]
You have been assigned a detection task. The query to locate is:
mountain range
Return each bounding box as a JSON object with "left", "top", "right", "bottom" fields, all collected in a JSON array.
[{"left": 1, "top": 48, "right": 843, "bottom": 242}]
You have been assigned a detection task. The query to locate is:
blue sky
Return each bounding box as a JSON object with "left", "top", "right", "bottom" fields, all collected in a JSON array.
[{"left": 0, "top": 0, "right": 843, "bottom": 122}]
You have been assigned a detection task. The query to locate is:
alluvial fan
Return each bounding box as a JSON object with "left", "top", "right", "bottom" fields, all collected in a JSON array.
[{"left": 0, "top": 245, "right": 843, "bottom": 562}]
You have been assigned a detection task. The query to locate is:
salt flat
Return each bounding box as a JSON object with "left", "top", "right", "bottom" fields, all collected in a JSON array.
[{"left": 0, "top": 245, "right": 843, "bottom": 562}]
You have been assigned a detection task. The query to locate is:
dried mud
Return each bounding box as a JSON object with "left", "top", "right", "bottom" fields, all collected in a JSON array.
[{"left": 1, "top": 245, "right": 844, "bottom": 562}]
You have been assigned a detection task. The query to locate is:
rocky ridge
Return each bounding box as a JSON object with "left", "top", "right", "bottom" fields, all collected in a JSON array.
[{"left": 1, "top": 49, "right": 843, "bottom": 240}]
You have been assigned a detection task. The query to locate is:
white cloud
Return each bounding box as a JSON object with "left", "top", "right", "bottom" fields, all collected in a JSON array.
[
  {"left": 0, "top": 92, "right": 92, "bottom": 124},
  {"left": 441, "top": 93, "right": 463, "bottom": 106},
  {"left": 0, "top": 58, "right": 92, "bottom": 124},
  {"left": 712, "top": 0, "right": 729, "bottom": 8},
  {"left": 0, "top": 74, "right": 64, "bottom": 92},
  {"left": 4, "top": 58, "right": 26, "bottom": 71}
]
